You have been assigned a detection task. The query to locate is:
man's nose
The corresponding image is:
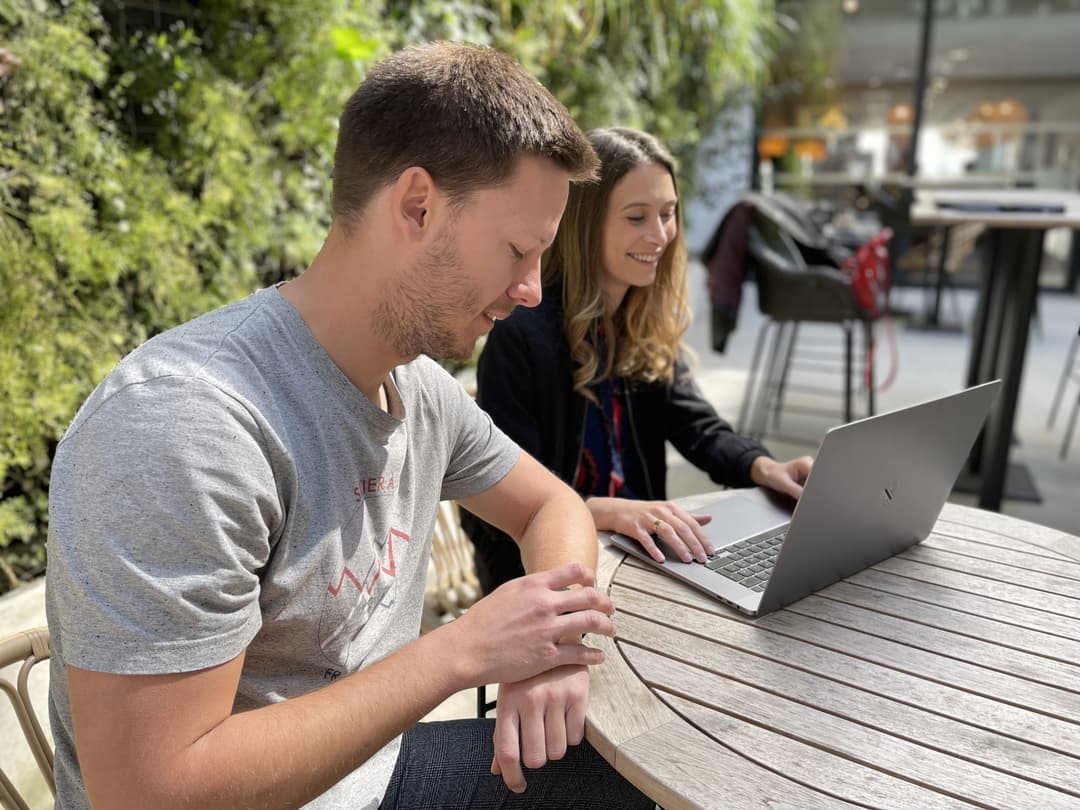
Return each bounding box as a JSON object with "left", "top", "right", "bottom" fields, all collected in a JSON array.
[{"left": 508, "top": 254, "right": 542, "bottom": 308}]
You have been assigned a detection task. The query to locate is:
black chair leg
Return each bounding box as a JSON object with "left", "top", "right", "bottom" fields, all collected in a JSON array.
[{"left": 477, "top": 684, "right": 497, "bottom": 718}]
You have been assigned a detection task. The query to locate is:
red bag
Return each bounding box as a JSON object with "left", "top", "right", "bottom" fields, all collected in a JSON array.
[
  {"left": 842, "top": 228, "right": 893, "bottom": 319},
  {"left": 840, "top": 228, "right": 897, "bottom": 391}
]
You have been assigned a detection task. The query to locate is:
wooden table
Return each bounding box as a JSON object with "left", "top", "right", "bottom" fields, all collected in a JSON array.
[
  {"left": 910, "top": 189, "right": 1080, "bottom": 512},
  {"left": 585, "top": 492, "right": 1080, "bottom": 809}
]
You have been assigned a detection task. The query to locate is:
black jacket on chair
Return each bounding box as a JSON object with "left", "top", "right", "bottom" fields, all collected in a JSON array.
[{"left": 460, "top": 286, "right": 770, "bottom": 594}]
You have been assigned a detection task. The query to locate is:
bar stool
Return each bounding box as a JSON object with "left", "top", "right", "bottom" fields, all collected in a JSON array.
[
  {"left": 734, "top": 202, "right": 880, "bottom": 441},
  {"left": 1047, "top": 324, "right": 1080, "bottom": 460}
]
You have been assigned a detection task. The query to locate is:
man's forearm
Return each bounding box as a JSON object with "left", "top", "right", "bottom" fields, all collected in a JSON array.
[
  {"left": 516, "top": 488, "right": 598, "bottom": 577},
  {"left": 195, "top": 632, "right": 462, "bottom": 808},
  {"left": 76, "top": 628, "right": 470, "bottom": 810}
]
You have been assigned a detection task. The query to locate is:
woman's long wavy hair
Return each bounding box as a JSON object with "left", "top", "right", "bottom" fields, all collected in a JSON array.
[{"left": 542, "top": 127, "right": 691, "bottom": 403}]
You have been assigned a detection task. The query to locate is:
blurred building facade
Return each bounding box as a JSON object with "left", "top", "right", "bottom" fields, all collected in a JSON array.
[{"left": 753, "top": 0, "right": 1080, "bottom": 289}]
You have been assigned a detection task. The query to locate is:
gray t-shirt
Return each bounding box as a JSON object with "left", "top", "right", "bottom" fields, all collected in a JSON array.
[{"left": 45, "top": 287, "right": 519, "bottom": 809}]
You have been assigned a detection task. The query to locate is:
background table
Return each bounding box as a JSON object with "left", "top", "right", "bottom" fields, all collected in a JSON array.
[
  {"left": 909, "top": 189, "right": 1080, "bottom": 511},
  {"left": 585, "top": 492, "right": 1080, "bottom": 809}
]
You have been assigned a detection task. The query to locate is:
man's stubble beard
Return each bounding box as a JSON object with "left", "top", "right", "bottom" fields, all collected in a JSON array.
[{"left": 372, "top": 229, "right": 482, "bottom": 362}]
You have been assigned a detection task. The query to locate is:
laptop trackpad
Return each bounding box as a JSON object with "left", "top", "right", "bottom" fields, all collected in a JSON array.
[{"left": 690, "top": 490, "right": 794, "bottom": 555}]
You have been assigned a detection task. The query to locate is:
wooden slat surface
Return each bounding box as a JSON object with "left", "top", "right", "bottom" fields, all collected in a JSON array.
[
  {"left": 938, "top": 503, "right": 1080, "bottom": 562},
  {"left": 843, "top": 567, "right": 1080, "bottom": 639},
  {"left": 784, "top": 594, "right": 1080, "bottom": 691},
  {"left": 615, "top": 602, "right": 1080, "bottom": 793},
  {"left": 615, "top": 718, "right": 853, "bottom": 810},
  {"left": 870, "top": 556, "right": 1080, "bottom": 615},
  {"left": 626, "top": 645, "right": 1071, "bottom": 808},
  {"left": 898, "top": 543, "right": 1080, "bottom": 597},
  {"left": 919, "top": 532, "right": 1080, "bottom": 576},
  {"left": 587, "top": 501, "right": 1080, "bottom": 809},
  {"left": 584, "top": 543, "right": 677, "bottom": 769},
  {"left": 613, "top": 569, "right": 1080, "bottom": 758},
  {"left": 811, "top": 579, "right": 1080, "bottom": 663}
]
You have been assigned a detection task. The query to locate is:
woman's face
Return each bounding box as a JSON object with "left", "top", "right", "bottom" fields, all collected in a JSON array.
[{"left": 598, "top": 160, "right": 678, "bottom": 311}]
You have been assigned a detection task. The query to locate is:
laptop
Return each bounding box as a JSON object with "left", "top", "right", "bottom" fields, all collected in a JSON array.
[{"left": 606, "top": 381, "right": 1001, "bottom": 616}]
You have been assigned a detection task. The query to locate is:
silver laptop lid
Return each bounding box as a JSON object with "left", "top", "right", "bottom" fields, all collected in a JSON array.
[{"left": 758, "top": 380, "right": 1002, "bottom": 614}]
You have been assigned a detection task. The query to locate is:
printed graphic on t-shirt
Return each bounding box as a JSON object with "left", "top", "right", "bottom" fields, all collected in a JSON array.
[
  {"left": 353, "top": 474, "right": 397, "bottom": 501},
  {"left": 317, "top": 500, "right": 412, "bottom": 670}
]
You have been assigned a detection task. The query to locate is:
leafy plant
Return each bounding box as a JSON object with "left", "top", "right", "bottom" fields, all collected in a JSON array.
[
  {"left": 384, "top": 0, "right": 775, "bottom": 194},
  {"left": 0, "top": 0, "right": 774, "bottom": 593}
]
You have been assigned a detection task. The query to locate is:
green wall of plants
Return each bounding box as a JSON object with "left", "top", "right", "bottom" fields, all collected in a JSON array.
[{"left": 0, "top": 0, "right": 773, "bottom": 592}]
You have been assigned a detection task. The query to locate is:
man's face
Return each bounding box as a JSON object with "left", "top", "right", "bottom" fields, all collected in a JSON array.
[{"left": 374, "top": 155, "right": 570, "bottom": 362}]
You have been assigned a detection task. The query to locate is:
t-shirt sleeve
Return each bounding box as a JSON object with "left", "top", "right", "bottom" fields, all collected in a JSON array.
[
  {"left": 47, "top": 377, "right": 283, "bottom": 675},
  {"left": 417, "top": 360, "right": 519, "bottom": 503}
]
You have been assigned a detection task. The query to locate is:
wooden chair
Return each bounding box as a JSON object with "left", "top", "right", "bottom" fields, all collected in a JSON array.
[
  {"left": 419, "top": 502, "right": 497, "bottom": 717},
  {"left": 421, "top": 500, "right": 482, "bottom": 634},
  {"left": 0, "top": 627, "right": 53, "bottom": 810}
]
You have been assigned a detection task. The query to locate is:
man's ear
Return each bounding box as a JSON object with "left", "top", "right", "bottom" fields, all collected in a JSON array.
[{"left": 390, "top": 166, "right": 441, "bottom": 242}]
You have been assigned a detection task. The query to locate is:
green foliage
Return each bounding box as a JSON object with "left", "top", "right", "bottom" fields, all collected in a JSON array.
[
  {"left": 763, "top": 0, "right": 844, "bottom": 124},
  {"left": 0, "top": 0, "right": 773, "bottom": 593},
  {"left": 384, "top": 0, "right": 776, "bottom": 192},
  {"left": 0, "top": 0, "right": 390, "bottom": 591}
]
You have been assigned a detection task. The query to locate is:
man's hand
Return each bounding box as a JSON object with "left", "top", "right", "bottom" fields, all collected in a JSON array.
[
  {"left": 750, "top": 455, "right": 815, "bottom": 500},
  {"left": 587, "top": 496, "right": 715, "bottom": 564},
  {"left": 445, "top": 563, "right": 614, "bottom": 687},
  {"left": 490, "top": 666, "right": 590, "bottom": 793},
  {"left": 453, "top": 453, "right": 614, "bottom": 792}
]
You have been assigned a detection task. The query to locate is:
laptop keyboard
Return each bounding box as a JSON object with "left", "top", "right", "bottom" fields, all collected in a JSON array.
[{"left": 704, "top": 532, "right": 786, "bottom": 592}]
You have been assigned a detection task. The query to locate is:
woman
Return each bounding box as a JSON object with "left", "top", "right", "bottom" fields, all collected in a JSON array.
[{"left": 462, "top": 127, "right": 813, "bottom": 594}]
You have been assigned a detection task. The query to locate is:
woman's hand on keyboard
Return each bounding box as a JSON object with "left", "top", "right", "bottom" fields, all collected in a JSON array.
[
  {"left": 750, "top": 455, "right": 815, "bottom": 500},
  {"left": 587, "top": 497, "right": 714, "bottom": 564}
]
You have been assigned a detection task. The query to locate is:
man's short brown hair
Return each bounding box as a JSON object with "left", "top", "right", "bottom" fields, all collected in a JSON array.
[{"left": 332, "top": 41, "right": 598, "bottom": 225}]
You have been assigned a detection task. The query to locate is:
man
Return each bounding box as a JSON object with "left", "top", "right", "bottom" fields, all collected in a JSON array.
[{"left": 45, "top": 42, "right": 654, "bottom": 809}]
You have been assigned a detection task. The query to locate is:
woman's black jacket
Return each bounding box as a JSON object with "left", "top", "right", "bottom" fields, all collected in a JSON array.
[{"left": 460, "top": 287, "right": 769, "bottom": 594}]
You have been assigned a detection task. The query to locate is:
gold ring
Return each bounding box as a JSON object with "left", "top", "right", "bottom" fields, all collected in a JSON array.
[{"left": 652, "top": 518, "right": 663, "bottom": 534}]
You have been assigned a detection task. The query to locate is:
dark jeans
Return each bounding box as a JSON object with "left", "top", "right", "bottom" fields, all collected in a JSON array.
[{"left": 380, "top": 719, "right": 654, "bottom": 809}]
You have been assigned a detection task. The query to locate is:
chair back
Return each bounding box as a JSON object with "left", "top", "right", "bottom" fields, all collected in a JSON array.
[
  {"left": 422, "top": 501, "right": 482, "bottom": 632},
  {"left": 0, "top": 627, "right": 53, "bottom": 810},
  {"left": 747, "top": 201, "right": 872, "bottom": 324},
  {"left": 747, "top": 206, "right": 818, "bottom": 317},
  {"left": 747, "top": 205, "right": 808, "bottom": 273}
]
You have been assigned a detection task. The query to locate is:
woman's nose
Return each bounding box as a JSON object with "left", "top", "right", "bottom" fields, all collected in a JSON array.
[{"left": 646, "top": 216, "right": 670, "bottom": 246}]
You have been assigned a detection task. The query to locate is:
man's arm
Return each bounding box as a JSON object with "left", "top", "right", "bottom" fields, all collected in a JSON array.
[
  {"left": 458, "top": 450, "right": 604, "bottom": 792},
  {"left": 460, "top": 450, "right": 598, "bottom": 577},
  {"left": 68, "top": 635, "right": 460, "bottom": 809},
  {"left": 68, "top": 552, "right": 611, "bottom": 809}
]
